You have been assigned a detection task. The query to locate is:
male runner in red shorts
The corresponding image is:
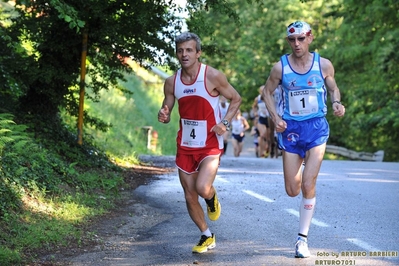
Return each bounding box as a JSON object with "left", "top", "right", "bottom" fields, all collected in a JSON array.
[{"left": 158, "top": 32, "right": 241, "bottom": 253}]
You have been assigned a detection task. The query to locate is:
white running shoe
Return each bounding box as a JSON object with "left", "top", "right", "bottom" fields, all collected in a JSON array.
[{"left": 295, "top": 236, "right": 310, "bottom": 258}]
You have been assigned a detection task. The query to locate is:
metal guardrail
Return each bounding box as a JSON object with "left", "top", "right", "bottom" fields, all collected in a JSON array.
[{"left": 326, "top": 145, "right": 384, "bottom": 162}]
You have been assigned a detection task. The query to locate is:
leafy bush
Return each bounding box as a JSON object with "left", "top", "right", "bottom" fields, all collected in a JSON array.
[
  {"left": 0, "top": 113, "right": 37, "bottom": 216},
  {"left": 0, "top": 111, "right": 126, "bottom": 265}
]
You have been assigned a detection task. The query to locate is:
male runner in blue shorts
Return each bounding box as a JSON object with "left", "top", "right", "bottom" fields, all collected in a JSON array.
[{"left": 262, "top": 21, "right": 345, "bottom": 258}]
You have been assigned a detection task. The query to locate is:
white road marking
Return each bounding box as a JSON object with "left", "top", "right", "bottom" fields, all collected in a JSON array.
[
  {"left": 216, "top": 176, "right": 229, "bottom": 183},
  {"left": 346, "top": 238, "right": 398, "bottom": 260},
  {"left": 242, "top": 189, "right": 274, "bottom": 203},
  {"left": 347, "top": 238, "right": 379, "bottom": 251}
]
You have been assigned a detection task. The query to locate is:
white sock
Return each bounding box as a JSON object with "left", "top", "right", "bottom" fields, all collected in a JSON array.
[
  {"left": 299, "top": 197, "right": 316, "bottom": 237},
  {"left": 201, "top": 228, "right": 212, "bottom": 237}
]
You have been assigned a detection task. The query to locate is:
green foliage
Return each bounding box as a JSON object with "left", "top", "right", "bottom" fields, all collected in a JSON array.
[
  {"left": 0, "top": 246, "right": 21, "bottom": 265},
  {"left": 50, "top": 0, "right": 86, "bottom": 31},
  {"left": 8, "top": 0, "right": 184, "bottom": 120},
  {"left": 0, "top": 3, "right": 33, "bottom": 112},
  {"left": 0, "top": 113, "right": 34, "bottom": 214},
  {"left": 325, "top": 0, "right": 399, "bottom": 161}
]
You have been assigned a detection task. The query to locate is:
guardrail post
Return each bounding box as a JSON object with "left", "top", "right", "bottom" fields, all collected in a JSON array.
[{"left": 141, "top": 126, "right": 153, "bottom": 150}]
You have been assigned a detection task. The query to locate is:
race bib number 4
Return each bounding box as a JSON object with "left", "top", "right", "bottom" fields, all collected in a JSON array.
[
  {"left": 181, "top": 119, "right": 207, "bottom": 148},
  {"left": 288, "top": 89, "right": 318, "bottom": 116}
]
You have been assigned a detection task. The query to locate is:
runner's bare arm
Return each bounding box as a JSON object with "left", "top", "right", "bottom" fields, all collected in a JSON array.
[
  {"left": 158, "top": 76, "right": 176, "bottom": 123},
  {"left": 206, "top": 67, "right": 242, "bottom": 133},
  {"left": 262, "top": 62, "right": 287, "bottom": 132},
  {"left": 321, "top": 58, "right": 345, "bottom": 117}
]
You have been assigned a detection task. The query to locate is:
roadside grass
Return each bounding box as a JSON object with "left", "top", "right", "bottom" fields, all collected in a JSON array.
[
  {"left": 0, "top": 190, "right": 115, "bottom": 265},
  {"left": 0, "top": 120, "right": 124, "bottom": 265}
]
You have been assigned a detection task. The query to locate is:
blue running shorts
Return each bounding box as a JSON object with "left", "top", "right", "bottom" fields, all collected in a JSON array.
[
  {"left": 232, "top": 133, "right": 245, "bottom": 143},
  {"left": 277, "top": 117, "right": 329, "bottom": 158},
  {"left": 258, "top": 116, "right": 269, "bottom": 127}
]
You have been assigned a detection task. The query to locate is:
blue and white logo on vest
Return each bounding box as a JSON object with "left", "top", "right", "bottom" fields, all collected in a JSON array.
[
  {"left": 307, "top": 74, "right": 324, "bottom": 87},
  {"left": 183, "top": 88, "right": 196, "bottom": 94}
]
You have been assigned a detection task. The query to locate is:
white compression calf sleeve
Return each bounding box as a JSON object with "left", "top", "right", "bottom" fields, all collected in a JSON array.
[{"left": 299, "top": 197, "right": 316, "bottom": 237}]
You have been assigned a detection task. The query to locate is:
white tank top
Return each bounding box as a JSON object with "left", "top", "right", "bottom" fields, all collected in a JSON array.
[
  {"left": 174, "top": 63, "right": 223, "bottom": 153},
  {"left": 257, "top": 95, "right": 269, "bottom": 118}
]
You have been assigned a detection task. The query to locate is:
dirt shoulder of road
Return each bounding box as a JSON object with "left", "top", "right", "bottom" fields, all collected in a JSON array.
[{"left": 30, "top": 156, "right": 175, "bottom": 266}]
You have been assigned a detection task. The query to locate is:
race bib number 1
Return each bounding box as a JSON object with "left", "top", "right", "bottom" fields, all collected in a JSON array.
[
  {"left": 181, "top": 119, "right": 207, "bottom": 148},
  {"left": 288, "top": 89, "right": 318, "bottom": 116}
]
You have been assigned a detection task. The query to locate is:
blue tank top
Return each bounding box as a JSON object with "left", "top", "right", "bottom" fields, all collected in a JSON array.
[{"left": 280, "top": 52, "right": 327, "bottom": 121}]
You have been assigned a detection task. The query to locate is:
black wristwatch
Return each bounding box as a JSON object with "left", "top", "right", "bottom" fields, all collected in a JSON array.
[{"left": 221, "top": 119, "right": 230, "bottom": 131}]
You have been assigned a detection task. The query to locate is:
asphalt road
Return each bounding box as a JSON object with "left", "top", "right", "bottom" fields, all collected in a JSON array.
[{"left": 66, "top": 133, "right": 399, "bottom": 266}]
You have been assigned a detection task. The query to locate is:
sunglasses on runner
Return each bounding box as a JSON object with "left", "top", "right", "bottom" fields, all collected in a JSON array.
[{"left": 287, "top": 36, "right": 306, "bottom": 43}]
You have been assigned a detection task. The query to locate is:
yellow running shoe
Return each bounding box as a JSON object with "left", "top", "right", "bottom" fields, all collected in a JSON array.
[
  {"left": 206, "top": 191, "right": 221, "bottom": 221},
  {"left": 192, "top": 234, "right": 216, "bottom": 253}
]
